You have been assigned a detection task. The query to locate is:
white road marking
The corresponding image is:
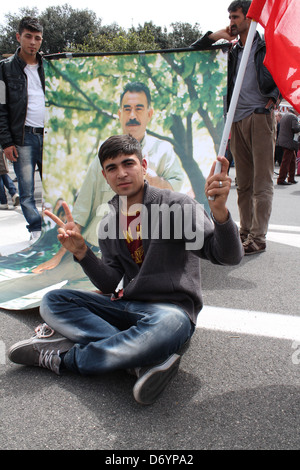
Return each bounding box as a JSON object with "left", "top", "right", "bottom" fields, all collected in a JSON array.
[
  {"left": 197, "top": 305, "right": 300, "bottom": 341},
  {"left": 234, "top": 222, "right": 300, "bottom": 249},
  {"left": 266, "top": 231, "right": 300, "bottom": 248},
  {"left": 196, "top": 224, "right": 300, "bottom": 342},
  {"left": 268, "top": 224, "right": 300, "bottom": 232},
  {"left": 266, "top": 224, "right": 300, "bottom": 248}
]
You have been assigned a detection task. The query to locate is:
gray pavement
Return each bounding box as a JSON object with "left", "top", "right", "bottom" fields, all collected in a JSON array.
[{"left": 1, "top": 166, "right": 300, "bottom": 451}]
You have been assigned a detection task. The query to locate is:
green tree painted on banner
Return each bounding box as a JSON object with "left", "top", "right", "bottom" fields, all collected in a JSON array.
[{"left": 43, "top": 49, "right": 227, "bottom": 205}]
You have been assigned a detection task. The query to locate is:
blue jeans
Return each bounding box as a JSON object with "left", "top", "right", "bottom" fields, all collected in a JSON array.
[
  {"left": 40, "top": 289, "right": 194, "bottom": 375},
  {"left": 14, "top": 131, "right": 43, "bottom": 232},
  {"left": 0, "top": 174, "right": 17, "bottom": 204}
]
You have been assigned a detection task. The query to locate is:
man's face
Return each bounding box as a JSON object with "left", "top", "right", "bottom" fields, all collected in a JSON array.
[
  {"left": 102, "top": 153, "right": 147, "bottom": 206},
  {"left": 229, "top": 8, "right": 250, "bottom": 36},
  {"left": 16, "top": 28, "right": 43, "bottom": 59},
  {"left": 118, "top": 91, "right": 153, "bottom": 142}
]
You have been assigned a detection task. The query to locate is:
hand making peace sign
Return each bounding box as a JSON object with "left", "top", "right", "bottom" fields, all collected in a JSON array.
[{"left": 44, "top": 201, "right": 88, "bottom": 261}]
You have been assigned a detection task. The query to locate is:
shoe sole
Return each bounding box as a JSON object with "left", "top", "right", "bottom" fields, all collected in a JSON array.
[
  {"left": 133, "top": 354, "right": 181, "bottom": 405},
  {"left": 8, "top": 337, "right": 74, "bottom": 366},
  {"left": 244, "top": 247, "right": 266, "bottom": 256}
]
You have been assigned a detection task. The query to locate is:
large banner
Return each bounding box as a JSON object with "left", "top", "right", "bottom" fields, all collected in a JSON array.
[{"left": 0, "top": 47, "right": 228, "bottom": 310}]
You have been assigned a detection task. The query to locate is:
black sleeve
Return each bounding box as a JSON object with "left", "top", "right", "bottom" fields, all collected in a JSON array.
[{"left": 190, "top": 31, "right": 214, "bottom": 50}]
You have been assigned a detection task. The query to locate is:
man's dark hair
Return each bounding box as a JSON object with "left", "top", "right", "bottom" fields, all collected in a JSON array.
[
  {"left": 18, "top": 16, "right": 43, "bottom": 35},
  {"left": 228, "top": 1, "right": 251, "bottom": 16},
  {"left": 120, "top": 82, "right": 151, "bottom": 108},
  {"left": 98, "top": 134, "right": 143, "bottom": 167}
]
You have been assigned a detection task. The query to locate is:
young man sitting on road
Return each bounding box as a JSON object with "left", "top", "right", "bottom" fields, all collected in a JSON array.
[{"left": 8, "top": 134, "right": 243, "bottom": 405}]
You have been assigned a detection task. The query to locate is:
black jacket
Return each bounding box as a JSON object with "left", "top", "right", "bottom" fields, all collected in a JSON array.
[
  {"left": 0, "top": 47, "right": 45, "bottom": 149},
  {"left": 191, "top": 32, "right": 281, "bottom": 111},
  {"left": 277, "top": 110, "right": 300, "bottom": 151}
]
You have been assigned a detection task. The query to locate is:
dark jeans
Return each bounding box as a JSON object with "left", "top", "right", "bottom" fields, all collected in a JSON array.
[
  {"left": 0, "top": 174, "right": 17, "bottom": 204},
  {"left": 40, "top": 289, "right": 194, "bottom": 375},
  {"left": 14, "top": 130, "right": 43, "bottom": 232}
]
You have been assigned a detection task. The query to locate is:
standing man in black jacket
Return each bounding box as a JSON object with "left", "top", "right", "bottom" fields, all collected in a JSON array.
[
  {"left": 0, "top": 16, "right": 45, "bottom": 243},
  {"left": 191, "top": 0, "right": 281, "bottom": 255}
]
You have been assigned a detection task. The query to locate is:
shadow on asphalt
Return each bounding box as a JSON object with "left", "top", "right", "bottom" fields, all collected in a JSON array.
[{"left": 3, "top": 358, "right": 300, "bottom": 450}]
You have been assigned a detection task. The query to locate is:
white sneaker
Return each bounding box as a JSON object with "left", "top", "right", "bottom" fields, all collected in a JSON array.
[
  {"left": 0, "top": 203, "right": 9, "bottom": 210},
  {"left": 29, "top": 230, "right": 41, "bottom": 244},
  {"left": 12, "top": 193, "right": 20, "bottom": 206}
]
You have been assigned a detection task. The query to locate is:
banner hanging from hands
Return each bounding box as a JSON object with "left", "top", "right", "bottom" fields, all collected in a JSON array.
[{"left": 0, "top": 47, "right": 228, "bottom": 310}]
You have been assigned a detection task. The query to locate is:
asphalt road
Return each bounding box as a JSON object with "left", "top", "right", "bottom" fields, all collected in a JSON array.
[{"left": 1, "top": 167, "right": 300, "bottom": 452}]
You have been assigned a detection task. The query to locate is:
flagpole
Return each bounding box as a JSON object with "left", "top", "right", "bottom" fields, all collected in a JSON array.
[{"left": 214, "top": 20, "right": 258, "bottom": 175}]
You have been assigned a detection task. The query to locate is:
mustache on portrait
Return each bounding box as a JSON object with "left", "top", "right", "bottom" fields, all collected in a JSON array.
[{"left": 126, "top": 119, "right": 140, "bottom": 126}]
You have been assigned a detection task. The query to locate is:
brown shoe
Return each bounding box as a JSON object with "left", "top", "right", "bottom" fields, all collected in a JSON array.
[
  {"left": 243, "top": 238, "right": 266, "bottom": 255},
  {"left": 240, "top": 232, "right": 249, "bottom": 243}
]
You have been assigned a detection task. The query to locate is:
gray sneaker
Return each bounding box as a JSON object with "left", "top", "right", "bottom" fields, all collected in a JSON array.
[
  {"left": 133, "top": 353, "right": 181, "bottom": 405},
  {"left": 8, "top": 323, "right": 74, "bottom": 375}
]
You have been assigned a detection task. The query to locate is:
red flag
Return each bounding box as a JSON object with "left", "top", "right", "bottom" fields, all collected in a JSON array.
[{"left": 247, "top": 0, "right": 300, "bottom": 113}]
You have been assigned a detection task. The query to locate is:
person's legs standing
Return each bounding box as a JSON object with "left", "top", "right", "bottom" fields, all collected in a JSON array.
[
  {"left": 13, "top": 130, "right": 43, "bottom": 234},
  {"left": 250, "top": 112, "right": 275, "bottom": 243},
  {"left": 277, "top": 148, "right": 294, "bottom": 184},
  {"left": 231, "top": 112, "right": 275, "bottom": 251},
  {"left": 0, "top": 175, "right": 8, "bottom": 208},
  {"left": 287, "top": 150, "right": 297, "bottom": 183},
  {"left": 2, "top": 174, "right": 16, "bottom": 197},
  {"left": 230, "top": 116, "right": 254, "bottom": 241},
  {"left": 1, "top": 174, "right": 19, "bottom": 206}
]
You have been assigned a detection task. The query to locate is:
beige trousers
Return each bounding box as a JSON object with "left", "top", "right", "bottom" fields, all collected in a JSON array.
[{"left": 230, "top": 112, "right": 276, "bottom": 243}]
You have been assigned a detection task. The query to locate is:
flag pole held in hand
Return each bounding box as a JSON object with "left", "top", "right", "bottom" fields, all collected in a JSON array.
[{"left": 209, "top": 20, "right": 258, "bottom": 200}]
